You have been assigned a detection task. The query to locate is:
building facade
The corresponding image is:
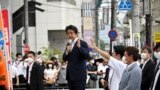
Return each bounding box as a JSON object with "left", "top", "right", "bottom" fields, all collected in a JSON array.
[
  {"left": 11, "top": 0, "right": 82, "bottom": 54},
  {"left": 81, "top": 0, "right": 96, "bottom": 47},
  {"left": 152, "top": 0, "right": 160, "bottom": 37}
]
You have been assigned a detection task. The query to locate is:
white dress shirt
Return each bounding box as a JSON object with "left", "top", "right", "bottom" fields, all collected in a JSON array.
[
  {"left": 44, "top": 68, "right": 57, "bottom": 79},
  {"left": 28, "top": 62, "right": 34, "bottom": 84},
  {"left": 66, "top": 37, "right": 79, "bottom": 55},
  {"left": 141, "top": 59, "right": 150, "bottom": 70},
  {"left": 13, "top": 61, "right": 27, "bottom": 78},
  {"left": 127, "top": 62, "right": 137, "bottom": 69},
  {"left": 108, "top": 57, "right": 127, "bottom": 90},
  {"left": 136, "top": 61, "right": 141, "bottom": 66},
  {"left": 97, "top": 63, "right": 108, "bottom": 78},
  {"left": 71, "top": 37, "right": 78, "bottom": 48},
  {"left": 10, "top": 65, "right": 19, "bottom": 78},
  {"left": 152, "top": 62, "right": 160, "bottom": 90}
]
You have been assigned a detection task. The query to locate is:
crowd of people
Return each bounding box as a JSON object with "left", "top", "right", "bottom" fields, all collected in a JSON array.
[
  {"left": 10, "top": 51, "right": 68, "bottom": 90},
  {"left": 87, "top": 41, "right": 160, "bottom": 90},
  {"left": 6, "top": 25, "right": 160, "bottom": 90},
  {"left": 10, "top": 44, "right": 160, "bottom": 90}
]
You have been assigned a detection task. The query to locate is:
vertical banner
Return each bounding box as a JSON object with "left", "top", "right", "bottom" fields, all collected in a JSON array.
[
  {"left": 0, "top": 5, "right": 10, "bottom": 90},
  {"left": 0, "top": 8, "right": 5, "bottom": 55},
  {"left": 83, "top": 30, "right": 94, "bottom": 47},
  {"left": 133, "top": 33, "right": 141, "bottom": 51},
  {"left": 83, "top": 17, "right": 93, "bottom": 30},
  {"left": 2, "top": 9, "right": 11, "bottom": 62}
]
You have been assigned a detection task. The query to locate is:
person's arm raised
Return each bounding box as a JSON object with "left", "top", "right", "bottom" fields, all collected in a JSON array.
[{"left": 91, "top": 39, "right": 110, "bottom": 59}]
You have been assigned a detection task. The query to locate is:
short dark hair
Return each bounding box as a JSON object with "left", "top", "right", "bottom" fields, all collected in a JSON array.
[
  {"left": 137, "top": 54, "right": 141, "bottom": 60},
  {"left": 50, "top": 57, "right": 57, "bottom": 61},
  {"left": 65, "top": 25, "right": 78, "bottom": 34},
  {"left": 16, "top": 53, "right": 22, "bottom": 57},
  {"left": 154, "top": 43, "right": 160, "bottom": 51},
  {"left": 113, "top": 45, "right": 125, "bottom": 59},
  {"left": 142, "top": 46, "right": 151, "bottom": 54},
  {"left": 88, "top": 56, "right": 93, "bottom": 61},
  {"left": 28, "top": 51, "right": 36, "bottom": 57},
  {"left": 38, "top": 51, "right": 42, "bottom": 55},
  {"left": 125, "top": 46, "right": 139, "bottom": 61}
]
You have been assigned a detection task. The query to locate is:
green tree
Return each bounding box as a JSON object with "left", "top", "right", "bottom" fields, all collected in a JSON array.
[{"left": 41, "top": 47, "right": 62, "bottom": 61}]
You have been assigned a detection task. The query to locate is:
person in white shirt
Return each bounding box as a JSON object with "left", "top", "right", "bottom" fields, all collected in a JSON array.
[
  {"left": 44, "top": 61, "right": 59, "bottom": 85},
  {"left": 97, "top": 62, "right": 108, "bottom": 78},
  {"left": 13, "top": 53, "right": 27, "bottom": 83},
  {"left": 10, "top": 64, "right": 19, "bottom": 86},
  {"left": 97, "top": 60, "right": 108, "bottom": 88},
  {"left": 91, "top": 40, "right": 126, "bottom": 90}
]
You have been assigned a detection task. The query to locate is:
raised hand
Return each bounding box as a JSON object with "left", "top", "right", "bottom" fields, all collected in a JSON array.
[
  {"left": 77, "top": 39, "right": 81, "bottom": 48},
  {"left": 90, "top": 39, "right": 96, "bottom": 49},
  {"left": 66, "top": 45, "right": 72, "bottom": 53}
]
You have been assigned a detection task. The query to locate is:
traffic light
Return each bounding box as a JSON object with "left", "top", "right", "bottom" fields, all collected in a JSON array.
[{"left": 28, "top": 1, "right": 45, "bottom": 12}]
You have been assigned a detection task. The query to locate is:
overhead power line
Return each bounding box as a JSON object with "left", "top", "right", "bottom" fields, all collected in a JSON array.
[{"left": 40, "top": 2, "right": 112, "bottom": 11}]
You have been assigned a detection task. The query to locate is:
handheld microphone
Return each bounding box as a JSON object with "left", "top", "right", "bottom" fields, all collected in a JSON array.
[{"left": 67, "top": 39, "right": 72, "bottom": 46}]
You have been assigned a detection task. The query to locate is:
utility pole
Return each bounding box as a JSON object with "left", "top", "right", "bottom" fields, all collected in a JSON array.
[
  {"left": 95, "top": 8, "right": 99, "bottom": 47},
  {"left": 95, "top": 0, "right": 102, "bottom": 47},
  {"left": 131, "top": 0, "right": 140, "bottom": 50},
  {"left": 146, "top": 14, "right": 152, "bottom": 46},
  {"left": 144, "top": 0, "right": 152, "bottom": 46},
  {"left": 110, "top": 0, "right": 116, "bottom": 54},
  {"left": 24, "top": 0, "right": 29, "bottom": 44}
]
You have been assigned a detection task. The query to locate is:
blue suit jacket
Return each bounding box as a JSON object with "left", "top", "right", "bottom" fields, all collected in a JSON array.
[{"left": 63, "top": 40, "right": 89, "bottom": 81}]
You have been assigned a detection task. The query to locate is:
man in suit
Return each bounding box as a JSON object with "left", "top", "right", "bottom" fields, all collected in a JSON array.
[
  {"left": 63, "top": 25, "right": 89, "bottom": 90},
  {"left": 140, "top": 47, "right": 156, "bottom": 90},
  {"left": 151, "top": 43, "right": 160, "bottom": 90},
  {"left": 119, "top": 46, "right": 142, "bottom": 90},
  {"left": 26, "top": 51, "right": 44, "bottom": 90}
]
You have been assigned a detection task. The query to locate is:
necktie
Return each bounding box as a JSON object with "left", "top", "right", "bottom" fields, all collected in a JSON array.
[
  {"left": 140, "top": 64, "right": 143, "bottom": 69},
  {"left": 26, "top": 66, "right": 29, "bottom": 83}
]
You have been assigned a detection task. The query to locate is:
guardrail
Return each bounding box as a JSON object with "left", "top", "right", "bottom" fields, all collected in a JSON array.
[{"left": 13, "top": 83, "right": 68, "bottom": 90}]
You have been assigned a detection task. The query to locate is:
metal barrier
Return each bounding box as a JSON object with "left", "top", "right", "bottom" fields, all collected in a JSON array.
[
  {"left": 13, "top": 83, "right": 69, "bottom": 90},
  {"left": 13, "top": 83, "right": 95, "bottom": 90}
]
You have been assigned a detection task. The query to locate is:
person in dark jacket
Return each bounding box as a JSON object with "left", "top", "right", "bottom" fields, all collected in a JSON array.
[
  {"left": 26, "top": 51, "right": 44, "bottom": 90},
  {"left": 150, "top": 43, "right": 160, "bottom": 90},
  {"left": 87, "top": 57, "right": 97, "bottom": 88},
  {"left": 140, "top": 46, "right": 156, "bottom": 90},
  {"left": 63, "top": 25, "right": 89, "bottom": 90}
]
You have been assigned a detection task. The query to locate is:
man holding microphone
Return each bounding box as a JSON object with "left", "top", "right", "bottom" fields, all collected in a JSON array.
[{"left": 63, "top": 25, "right": 89, "bottom": 90}]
